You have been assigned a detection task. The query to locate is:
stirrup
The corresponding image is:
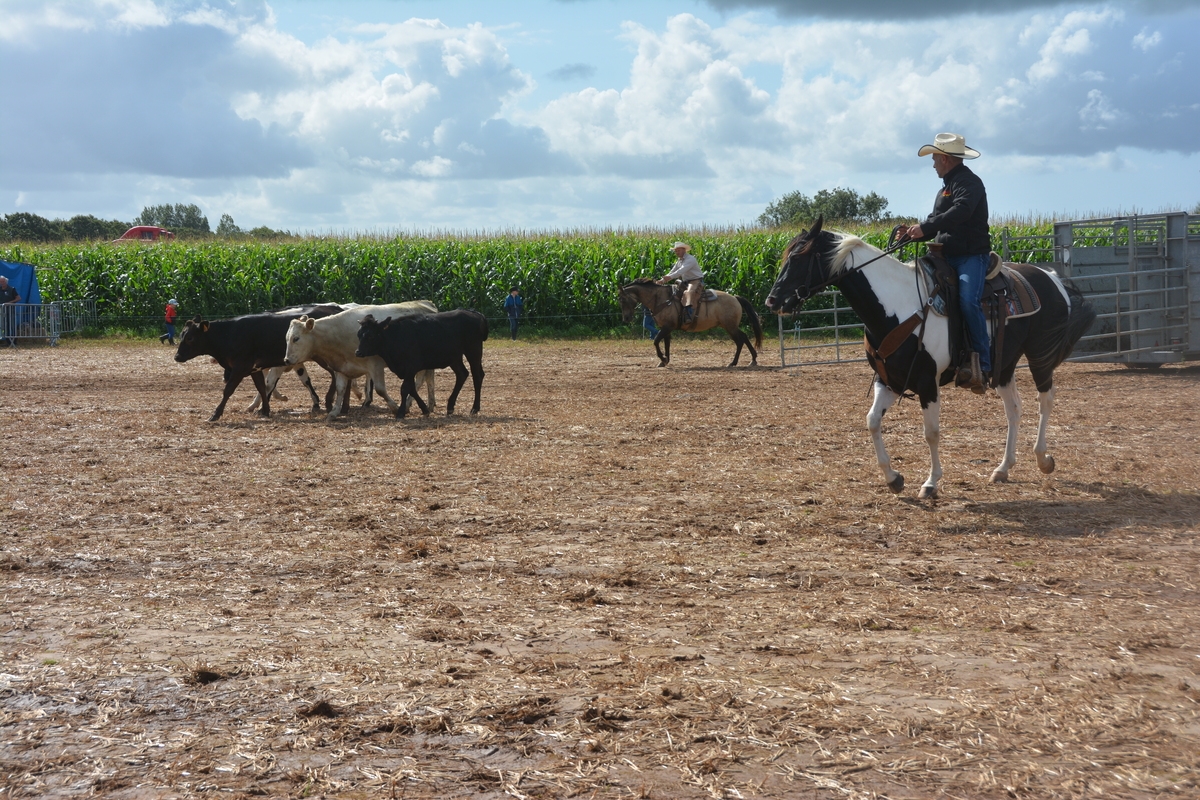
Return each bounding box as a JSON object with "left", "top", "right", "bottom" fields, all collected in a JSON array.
[{"left": 956, "top": 352, "right": 986, "bottom": 392}]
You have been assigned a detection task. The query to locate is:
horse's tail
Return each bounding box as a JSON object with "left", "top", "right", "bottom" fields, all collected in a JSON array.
[
  {"left": 1028, "top": 281, "right": 1096, "bottom": 374},
  {"left": 736, "top": 295, "right": 764, "bottom": 349}
]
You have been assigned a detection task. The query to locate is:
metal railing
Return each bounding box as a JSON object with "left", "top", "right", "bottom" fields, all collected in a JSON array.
[
  {"left": 1, "top": 300, "right": 97, "bottom": 347},
  {"left": 777, "top": 291, "right": 866, "bottom": 369},
  {"left": 1065, "top": 264, "right": 1189, "bottom": 361}
]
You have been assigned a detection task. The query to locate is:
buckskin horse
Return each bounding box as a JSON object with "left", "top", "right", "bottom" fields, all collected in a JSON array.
[
  {"left": 765, "top": 217, "right": 1095, "bottom": 499},
  {"left": 618, "top": 278, "right": 764, "bottom": 367}
]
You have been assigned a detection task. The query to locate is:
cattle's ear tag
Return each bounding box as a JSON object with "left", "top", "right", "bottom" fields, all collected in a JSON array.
[{"left": 201, "top": 322, "right": 209, "bottom": 332}]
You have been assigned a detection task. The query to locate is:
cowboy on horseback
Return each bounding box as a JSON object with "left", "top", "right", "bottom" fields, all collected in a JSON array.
[
  {"left": 901, "top": 132, "right": 992, "bottom": 394},
  {"left": 656, "top": 241, "right": 703, "bottom": 325}
]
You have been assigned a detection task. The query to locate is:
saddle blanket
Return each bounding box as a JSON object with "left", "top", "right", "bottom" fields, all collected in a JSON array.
[{"left": 918, "top": 258, "right": 1041, "bottom": 321}]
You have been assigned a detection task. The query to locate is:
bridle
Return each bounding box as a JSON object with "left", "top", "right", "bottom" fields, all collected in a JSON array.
[{"left": 779, "top": 226, "right": 913, "bottom": 309}]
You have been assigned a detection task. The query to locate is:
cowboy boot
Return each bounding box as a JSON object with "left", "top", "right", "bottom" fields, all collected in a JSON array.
[
  {"left": 159, "top": 333, "right": 169, "bottom": 344},
  {"left": 967, "top": 351, "right": 985, "bottom": 394}
]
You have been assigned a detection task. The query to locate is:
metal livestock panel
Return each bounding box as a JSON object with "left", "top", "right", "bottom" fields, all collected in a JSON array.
[
  {"left": 1, "top": 300, "right": 97, "bottom": 347},
  {"left": 1051, "top": 213, "right": 1196, "bottom": 364}
]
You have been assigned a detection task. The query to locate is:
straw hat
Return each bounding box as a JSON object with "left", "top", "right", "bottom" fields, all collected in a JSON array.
[
  {"left": 917, "top": 132, "right": 980, "bottom": 159},
  {"left": 671, "top": 241, "right": 691, "bottom": 252}
]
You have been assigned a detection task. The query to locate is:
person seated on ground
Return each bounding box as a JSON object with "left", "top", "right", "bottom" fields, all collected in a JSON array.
[{"left": 0, "top": 275, "right": 20, "bottom": 346}]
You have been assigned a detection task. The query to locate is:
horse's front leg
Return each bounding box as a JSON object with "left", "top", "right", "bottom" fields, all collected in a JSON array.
[
  {"left": 990, "top": 381, "right": 1022, "bottom": 483},
  {"left": 866, "top": 380, "right": 905, "bottom": 494},
  {"left": 654, "top": 332, "right": 670, "bottom": 366},
  {"left": 918, "top": 398, "right": 943, "bottom": 499}
]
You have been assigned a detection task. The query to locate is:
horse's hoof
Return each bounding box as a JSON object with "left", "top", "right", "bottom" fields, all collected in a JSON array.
[
  {"left": 887, "top": 474, "right": 905, "bottom": 494},
  {"left": 918, "top": 485, "right": 938, "bottom": 500},
  {"left": 1037, "top": 454, "right": 1056, "bottom": 474},
  {"left": 989, "top": 470, "right": 1008, "bottom": 484}
]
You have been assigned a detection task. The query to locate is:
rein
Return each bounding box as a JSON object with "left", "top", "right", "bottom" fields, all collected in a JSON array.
[{"left": 791, "top": 231, "right": 913, "bottom": 303}]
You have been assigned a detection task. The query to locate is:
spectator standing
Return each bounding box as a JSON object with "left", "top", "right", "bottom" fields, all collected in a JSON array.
[{"left": 503, "top": 287, "right": 524, "bottom": 340}]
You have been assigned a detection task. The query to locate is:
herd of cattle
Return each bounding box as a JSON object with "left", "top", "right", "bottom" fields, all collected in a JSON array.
[{"left": 173, "top": 303, "right": 488, "bottom": 423}]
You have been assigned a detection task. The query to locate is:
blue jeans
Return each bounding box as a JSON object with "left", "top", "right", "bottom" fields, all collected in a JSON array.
[
  {"left": 948, "top": 253, "right": 991, "bottom": 372},
  {"left": 642, "top": 312, "right": 659, "bottom": 336}
]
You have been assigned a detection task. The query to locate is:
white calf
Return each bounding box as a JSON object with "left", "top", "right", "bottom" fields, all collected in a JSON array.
[{"left": 283, "top": 300, "right": 437, "bottom": 420}]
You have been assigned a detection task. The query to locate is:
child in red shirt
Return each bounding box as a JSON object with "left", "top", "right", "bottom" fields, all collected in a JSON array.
[{"left": 160, "top": 299, "right": 179, "bottom": 345}]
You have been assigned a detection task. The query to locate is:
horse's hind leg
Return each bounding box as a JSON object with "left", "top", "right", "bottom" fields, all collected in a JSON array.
[
  {"left": 990, "top": 381, "right": 1022, "bottom": 483},
  {"left": 728, "top": 333, "right": 743, "bottom": 367},
  {"left": 867, "top": 380, "right": 907, "bottom": 494},
  {"left": 726, "top": 328, "right": 755, "bottom": 367},
  {"left": 1033, "top": 387, "right": 1057, "bottom": 474}
]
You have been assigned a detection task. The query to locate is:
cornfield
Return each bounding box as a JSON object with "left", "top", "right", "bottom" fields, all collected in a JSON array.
[{"left": 0, "top": 221, "right": 1054, "bottom": 331}]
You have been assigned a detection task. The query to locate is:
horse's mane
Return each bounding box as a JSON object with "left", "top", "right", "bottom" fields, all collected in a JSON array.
[
  {"left": 629, "top": 277, "right": 658, "bottom": 286},
  {"left": 828, "top": 233, "right": 915, "bottom": 277}
]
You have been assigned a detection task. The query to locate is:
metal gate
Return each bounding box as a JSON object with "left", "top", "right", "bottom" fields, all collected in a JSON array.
[
  {"left": 1051, "top": 213, "right": 1197, "bottom": 364},
  {"left": 1, "top": 300, "right": 96, "bottom": 347},
  {"left": 778, "top": 213, "right": 1198, "bottom": 369}
]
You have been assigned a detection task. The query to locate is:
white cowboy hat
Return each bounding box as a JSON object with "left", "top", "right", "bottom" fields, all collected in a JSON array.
[
  {"left": 671, "top": 241, "right": 691, "bottom": 251},
  {"left": 917, "top": 132, "right": 980, "bottom": 159}
]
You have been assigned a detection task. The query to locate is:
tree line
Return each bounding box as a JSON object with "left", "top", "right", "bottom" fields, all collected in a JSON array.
[
  {"left": 0, "top": 204, "right": 294, "bottom": 243},
  {"left": 3, "top": 188, "right": 908, "bottom": 244}
]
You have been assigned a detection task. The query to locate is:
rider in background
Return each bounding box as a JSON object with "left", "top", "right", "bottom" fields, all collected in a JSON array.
[
  {"left": 901, "top": 132, "right": 992, "bottom": 394},
  {"left": 657, "top": 241, "right": 703, "bottom": 324}
]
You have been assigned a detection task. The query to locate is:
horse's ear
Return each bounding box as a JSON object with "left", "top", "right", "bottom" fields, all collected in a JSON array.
[{"left": 811, "top": 215, "right": 824, "bottom": 235}]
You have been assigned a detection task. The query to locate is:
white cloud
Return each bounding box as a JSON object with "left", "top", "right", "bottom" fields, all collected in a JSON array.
[
  {"left": 1132, "top": 27, "right": 1163, "bottom": 51},
  {"left": 1079, "top": 89, "right": 1126, "bottom": 130},
  {"left": 1, "top": 1, "right": 1197, "bottom": 230},
  {"left": 1026, "top": 9, "right": 1119, "bottom": 83}
]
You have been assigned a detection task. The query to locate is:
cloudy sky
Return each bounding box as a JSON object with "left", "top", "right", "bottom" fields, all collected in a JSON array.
[{"left": 2, "top": 0, "right": 1197, "bottom": 233}]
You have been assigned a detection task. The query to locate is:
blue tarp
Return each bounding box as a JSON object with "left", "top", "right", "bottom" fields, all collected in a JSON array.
[
  {"left": 0, "top": 260, "right": 44, "bottom": 337},
  {"left": 0, "top": 260, "right": 41, "bottom": 305}
]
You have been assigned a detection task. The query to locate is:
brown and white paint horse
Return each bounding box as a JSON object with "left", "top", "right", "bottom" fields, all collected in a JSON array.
[{"left": 765, "top": 217, "right": 1095, "bottom": 499}]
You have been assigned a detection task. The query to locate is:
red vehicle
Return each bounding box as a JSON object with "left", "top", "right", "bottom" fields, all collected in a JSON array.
[{"left": 112, "top": 226, "right": 176, "bottom": 244}]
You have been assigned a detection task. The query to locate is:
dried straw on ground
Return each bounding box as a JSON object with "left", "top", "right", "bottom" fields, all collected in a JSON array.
[{"left": 1, "top": 338, "right": 1198, "bottom": 799}]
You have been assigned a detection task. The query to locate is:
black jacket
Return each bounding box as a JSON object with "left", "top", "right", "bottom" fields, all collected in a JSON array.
[{"left": 918, "top": 163, "right": 991, "bottom": 257}]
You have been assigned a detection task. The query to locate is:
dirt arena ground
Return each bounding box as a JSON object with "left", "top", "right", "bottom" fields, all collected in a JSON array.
[{"left": 1, "top": 336, "right": 1198, "bottom": 800}]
